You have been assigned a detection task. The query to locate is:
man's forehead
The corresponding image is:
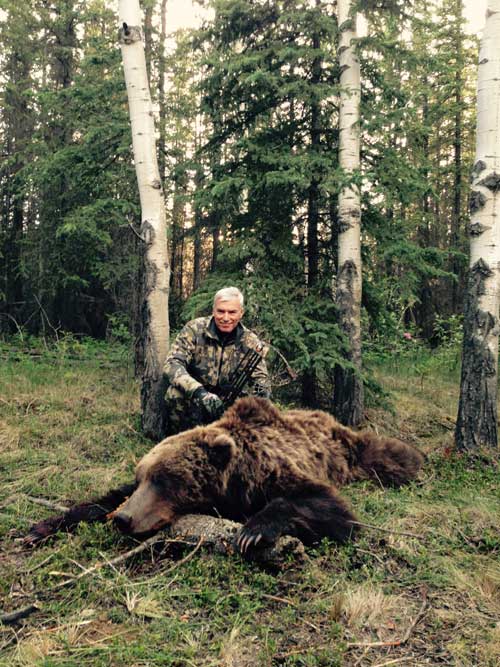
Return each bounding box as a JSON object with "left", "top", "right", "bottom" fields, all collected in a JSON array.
[{"left": 214, "top": 298, "right": 242, "bottom": 310}]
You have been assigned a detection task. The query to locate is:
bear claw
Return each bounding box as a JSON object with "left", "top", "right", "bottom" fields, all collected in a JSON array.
[{"left": 237, "top": 532, "right": 265, "bottom": 553}]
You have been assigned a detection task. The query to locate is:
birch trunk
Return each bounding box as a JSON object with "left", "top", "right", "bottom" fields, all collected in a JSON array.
[
  {"left": 455, "top": 0, "right": 500, "bottom": 452},
  {"left": 333, "top": 0, "right": 363, "bottom": 426},
  {"left": 451, "top": 0, "right": 464, "bottom": 313},
  {"left": 118, "top": 0, "right": 170, "bottom": 440}
]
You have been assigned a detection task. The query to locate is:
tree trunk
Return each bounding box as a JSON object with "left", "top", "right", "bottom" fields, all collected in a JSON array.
[
  {"left": 193, "top": 148, "right": 204, "bottom": 291},
  {"left": 416, "top": 91, "right": 435, "bottom": 339},
  {"left": 211, "top": 212, "right": 221, "bottom": 272},
  {"left": 170, "top": 166, "right": 187, "bottom": 307},
  {"left": 455, "top": 0, "right": 500, "bottom": 452},
  {"left": 158, "top": 0, "right": 167, "bottom": 183},
  {"left": 143, "top": 0, "right": 153, "bottom": 84},
  {"left": 451, "top": 74, "right": 463, "bottom": 312},
  {"left": 302, "top": 1, "right": 322, "bottom": 408},
  {"left": 118, "top": 0, "right": 171, "bottom": 440},
  {"left": 451, "top": 0, "right": 464, "bottom": 313},
  {"left": 333, "top": 0, "right": 363, "bottom": 426}
]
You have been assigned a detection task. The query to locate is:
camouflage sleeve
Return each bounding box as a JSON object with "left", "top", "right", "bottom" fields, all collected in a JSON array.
[
  {"left": 251, "top": 353, "right": 271, "bottom": 398},
  {"left": 163, "top": 324, "right": 203, "bottom": 396},
  {"left": 244, "top": 335, "right": 271, "bottom": 398}
]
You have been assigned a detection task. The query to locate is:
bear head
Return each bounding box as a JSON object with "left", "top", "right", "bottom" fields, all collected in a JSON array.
[{"left": 111, "top": 425, "right": 237, "bottom": 536}]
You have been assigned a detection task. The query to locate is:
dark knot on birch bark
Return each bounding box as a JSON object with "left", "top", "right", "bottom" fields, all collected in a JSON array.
[
  {"left": 467, "top": 221, "right": 490, "bottom": 237},
  {"left": 472, "top": 160, "right": 487, "bottom": 179},
  {"left": 141, "top": 220, "right": 156, "bottom": 246},
  {"left": 119, "top": 24, "right": 142, "bottom": 45},
  {"left": 469, "top": 190, "right": 487, "bottom": 214},
  {"left": 478, "top": 172, "right": 500, "bottom": 193},
  {"left": 471, "top": 258, "right": 494, "bottom": 280}
]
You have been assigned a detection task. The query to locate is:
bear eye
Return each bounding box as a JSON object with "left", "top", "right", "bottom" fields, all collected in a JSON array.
[{"left": 150, "top": 472, "right": 167, "bottom": 491}]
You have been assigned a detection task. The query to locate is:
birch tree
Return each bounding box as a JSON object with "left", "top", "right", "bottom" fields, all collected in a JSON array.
[
  {"left": 118, "top": 0, "right": 171, "bottom": 440},
  {"left": 455, "top": 0, "right": 500, "bottom": 452},
  {"left": 333, "top": 0, "right": 363, "bottom": 426}
]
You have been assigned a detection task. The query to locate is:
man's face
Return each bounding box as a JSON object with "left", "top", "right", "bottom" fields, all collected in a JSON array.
[{"left": 212, "top": 297, "right": 244, "bottom": 334}]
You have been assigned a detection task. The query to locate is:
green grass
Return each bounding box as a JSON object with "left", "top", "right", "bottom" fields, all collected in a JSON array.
[{"left": 1, "top": 338, "right": 499, "bottom": 666}]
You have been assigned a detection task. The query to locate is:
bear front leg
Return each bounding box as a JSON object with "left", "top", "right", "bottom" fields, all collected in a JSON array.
[
  {"left": 236, "top": 483, "right": 357, "bottom": 553},
  {"left": 24, "top": 482, "right": 137, "bottom": 546}
]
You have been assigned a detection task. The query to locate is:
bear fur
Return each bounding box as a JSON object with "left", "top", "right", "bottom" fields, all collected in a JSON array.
[{"left": 25, "top": 397, "right": 424, "bottom": 552}]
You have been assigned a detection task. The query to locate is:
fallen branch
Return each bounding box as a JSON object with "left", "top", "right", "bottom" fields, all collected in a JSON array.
[
  {"left": 372, "top": 658, "right": 413, "bottom": 667},
  {"left": 168, "top": 514, "right": 305, "bottom": 566},
  {"left": 349, "top": 520, "right": 425, "bottom": 541},
  {"left": 52, "top": 533, "right": 174, "bottom": 590},
  {"left": 24, "top": 496, "right": 70, "bottom": 514},
  {"left": 0, "top": 603, "right": 41, "bottom": 625},
  {"left": 0, "top": 534, "right": 192, "bottom": 626},
  {"left": 1, "top": 515, "right": 304, "bottom": 626},
  {"left": 154, "top": 536, "right": 205, "bottom": 575}
]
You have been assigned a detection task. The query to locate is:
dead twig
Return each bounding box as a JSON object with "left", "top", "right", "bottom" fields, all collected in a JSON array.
[
  {"left": 156, "top": 536, "right": 204, "bottom": 575},
  {"left": 24, "top": 495, "right": 70, "bottom": 514},
  {"left": 33, "top": 295, "right": 60, "bottom": 341},
  {"left": 349, "top": 520, "right": 425, "bottom": 541},
  {"left": 52, "top": 534, "right": 178, "bottom": 590},
  {"left": 260, "top": 593, "right": 320, "bottom": 632},
  {"left": 128, "top": 221, "right": 145, "bottom": 242},
  {"left": 0, "top": 534, "right": 187, "bottom": 625},
  {"left": 0, "top": 313, "right": 24, "bottom": 338},
  {"left": 0, "top": 603, "right": 41, "bottom": 625},
  {"left": 353, "top": 546, "right": 386, "bottom": 566},
  {"left": 372, "top": 658, "right": 413, "bottom": 667}
]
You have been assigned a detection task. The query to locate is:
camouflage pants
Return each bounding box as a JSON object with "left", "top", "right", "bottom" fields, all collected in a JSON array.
[{"left": 165, "top": 385, "right": 205, "bottom": 434}]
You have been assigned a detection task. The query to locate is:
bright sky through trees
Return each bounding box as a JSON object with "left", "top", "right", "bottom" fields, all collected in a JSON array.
[{"left": 166, "top": 0, "right": 488, "bottom": 34}]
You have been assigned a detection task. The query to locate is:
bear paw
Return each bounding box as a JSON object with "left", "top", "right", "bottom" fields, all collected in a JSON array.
[{"left": 236, "top": 519, "right": 283, "bottom": 554}]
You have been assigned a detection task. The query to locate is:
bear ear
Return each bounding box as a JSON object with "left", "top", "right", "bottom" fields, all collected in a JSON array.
[
  {"left": 201, "top": 433, "right": 236, "bottom": 470},
  {"left": 226, "top": 396, "right": 281, "bottom": 426}
]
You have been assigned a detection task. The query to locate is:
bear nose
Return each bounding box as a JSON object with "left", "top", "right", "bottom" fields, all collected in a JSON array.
[{"left": 113, "top": 511, "right": 133, "bottom": 534}]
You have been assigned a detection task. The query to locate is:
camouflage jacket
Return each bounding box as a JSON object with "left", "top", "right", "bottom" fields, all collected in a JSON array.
[{"left": 163, "top": 316, "right": 271, "bottom": 399}]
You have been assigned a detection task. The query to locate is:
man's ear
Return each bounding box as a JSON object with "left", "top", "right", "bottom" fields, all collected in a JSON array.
[{"left": 202, "top": 433, "right": 236, "bottom": 469}]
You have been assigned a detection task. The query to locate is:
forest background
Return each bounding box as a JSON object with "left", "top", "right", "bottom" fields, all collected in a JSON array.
[
  {"left": 2, "top": 3, "right": 500, "bottom": 665},
  {"left": 0, "top": 0, "right": 489, "bottom": 410}
]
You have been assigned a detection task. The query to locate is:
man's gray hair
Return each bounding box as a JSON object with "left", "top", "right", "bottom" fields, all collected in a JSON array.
[{"left": 213, "top": 286, "right": 244, "bottom": 308}]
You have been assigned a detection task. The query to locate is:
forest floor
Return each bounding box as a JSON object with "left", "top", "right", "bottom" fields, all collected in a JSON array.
[{"left": 0, "top": 338, "right": 499, "bottom": 666}]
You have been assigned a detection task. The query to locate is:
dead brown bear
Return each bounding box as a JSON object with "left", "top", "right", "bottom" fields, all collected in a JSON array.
[{"left": 25, "top": 397, "right": 424, "bottom": 552}]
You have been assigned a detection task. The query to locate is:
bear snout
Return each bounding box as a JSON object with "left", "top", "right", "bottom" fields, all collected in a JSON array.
[
  {"left": 113, "top": 511, "right": 133, "bottom": 534},
  {"left": 109, "top": 482, "right": 177, "bottom": 535}
]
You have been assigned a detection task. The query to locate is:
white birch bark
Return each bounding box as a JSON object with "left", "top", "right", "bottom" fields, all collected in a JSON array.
[
  {"left": 334, "top": 0, "right": 363, "bottom": 425},
  {"left": 118, "top": 0, "right": 170, "bottom": 439},
  {"left": 456, "top": 0, "right": 500, "bottom": 451}
]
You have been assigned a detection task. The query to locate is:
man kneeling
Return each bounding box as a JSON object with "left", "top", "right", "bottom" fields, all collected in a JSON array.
[{"left": 163, "top": 287, "right": 270, "bottom": 433}]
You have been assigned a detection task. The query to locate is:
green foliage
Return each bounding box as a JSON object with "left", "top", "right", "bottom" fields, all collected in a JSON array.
[
  {"left": 181, "top": 255, "right": 349, "bottom": 405},
  {"left": 0, "top": 0, "right": 479, "bottom": 417},
  {"left": 197, "top": 0, "right": 340, "bottom": 279},
  {"left": 0, "top": 0, "right": 138, "bottom": 337}
]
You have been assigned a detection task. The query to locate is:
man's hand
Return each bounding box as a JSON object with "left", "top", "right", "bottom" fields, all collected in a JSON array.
[{"left": 192, "top": 387, "right": 225, "bottom": 422}]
